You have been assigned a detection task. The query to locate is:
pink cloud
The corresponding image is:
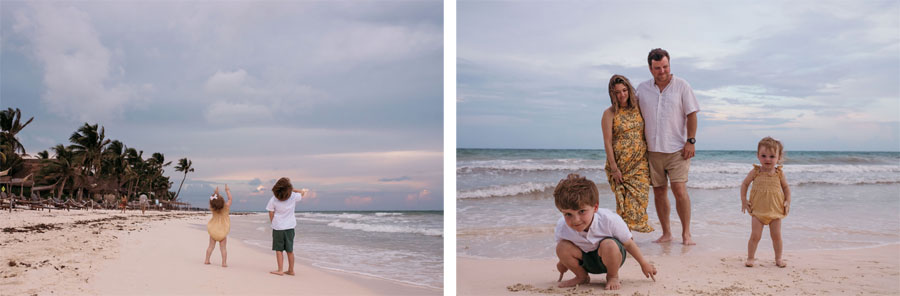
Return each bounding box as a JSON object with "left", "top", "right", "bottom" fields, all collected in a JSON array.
[
  {"left": 300, "top": 190, "right": 319, "bottom": 205},
  {"left": 344, "top": 196, "right": 373, "bottom": 207},
  {"left": 406, "top": 189, "right": 431, "bottom": 203}
]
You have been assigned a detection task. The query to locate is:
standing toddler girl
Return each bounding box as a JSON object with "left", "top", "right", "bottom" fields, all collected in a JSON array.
[
  {"left": 740, "top": 137, "right": 791, "bottom": 267},
  {"left": 205, "top": 185, "right": 233, "bottom": 267}
]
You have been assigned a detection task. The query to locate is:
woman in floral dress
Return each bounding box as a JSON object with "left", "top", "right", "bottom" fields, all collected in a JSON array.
[{"left": 600, "top": 75, "right": 653, "bottom": 232}]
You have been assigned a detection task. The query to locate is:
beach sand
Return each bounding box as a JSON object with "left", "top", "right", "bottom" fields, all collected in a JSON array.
[
  {"left": 458, "top": 244, "right": 900, "bottom": 295},
  {"left": 0, "top": 209, "right": 438, "bottom": 295}
]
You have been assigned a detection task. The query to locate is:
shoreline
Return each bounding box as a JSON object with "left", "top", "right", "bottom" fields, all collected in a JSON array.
[
  {"left": 0, "top": 209, "right": 439, "bottom": 295},
  {"left": 223, "top": 213, "right": 443, "bottom": 291}
]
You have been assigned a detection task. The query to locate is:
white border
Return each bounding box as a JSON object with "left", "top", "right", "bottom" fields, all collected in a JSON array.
[{"left": 443, "top": 0, "right": 457, "bottom": 295}]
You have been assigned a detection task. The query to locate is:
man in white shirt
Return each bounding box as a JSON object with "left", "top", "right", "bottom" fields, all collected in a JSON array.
[
  {"left": 636, "top": 48, "right": 699, "bottom": 245},
  {"left": 139, "top": 193, "right": 148, "bottom": 214}
]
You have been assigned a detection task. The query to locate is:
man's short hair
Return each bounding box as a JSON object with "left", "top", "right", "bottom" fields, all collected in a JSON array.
[
  {"left": 272, "top": 177, "right": 293, "bottom": 201},
  {"left": 647, "top": 48, "right": 670, "bottom": 66},
  {"left": 553, "top": 173, "right": 599, "bottom": 210}
]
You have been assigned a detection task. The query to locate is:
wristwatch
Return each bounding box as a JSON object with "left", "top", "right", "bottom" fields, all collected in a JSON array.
[{"left": 686, "top": 138, "right": 696, "bottom": 144}]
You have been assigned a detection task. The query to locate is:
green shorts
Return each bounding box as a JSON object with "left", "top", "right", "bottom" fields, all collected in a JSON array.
[
  {"left": 580, "top": 237, "right": 626, "bottom": 274},
  {"left": 272, "top": 229, "right": 295, "bottom": 252}
]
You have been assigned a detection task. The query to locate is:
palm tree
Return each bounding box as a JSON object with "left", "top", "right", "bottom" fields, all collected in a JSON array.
[
  {"left": 173, "top": 158, "right": 193, "bottom": 202},
  {"left": 0, "top": 107, "right": 34, "bottom": 155},
  {"left": 147, "top": 152, "right": 172, "bottom": 200},
  {"left": 0, "top": 108, "right": 33, "bottom": 173},
  {"left": 37, "top": 150, "right": 50, "bottom": 159},
  {"left": 69, "top": 123, "right": 111, "bottom": 177},
  {"left": 39, "top": 144, "right": 79, "bottom": 199},
  {"left": 124, "top": 148, "right": 144, "bottom": 200}
]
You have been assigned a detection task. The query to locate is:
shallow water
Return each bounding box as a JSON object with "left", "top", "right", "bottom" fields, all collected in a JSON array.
[
  {"left": 457, "top": 149, "right": 900, "bottom": 259},
  {"left": 227, "top": 211, "right": 443, "bottom": 289}
]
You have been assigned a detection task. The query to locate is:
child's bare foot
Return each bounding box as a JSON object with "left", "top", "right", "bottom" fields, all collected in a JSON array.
[
  {"left": 605, "top": 276, "right": 621, "bottom": 290},
  {"left": 270, "top": 271, "right": 284, "bottom": 276},
  {"left": 204, "top": 261, "right": 210, "bottom": 265},
  {"left": 558, "top": 276, "right": 589, "bottom": 288},
  {"left": 285, "top": 271, "right": 295, "bottom": 276},
  {"left": 221, "top": 263, "right": 227, "bottom": 268},
  {"left": 653, "top": 235, "right": 672, "bottom": 243},
  {"left": 776, "top": 259, "right": 787, "bottom": 268},
  {"left": 682, "top": 235, "right": 696, "bottom": 245},
  {"left": 745, "top": 258, "right": 755, "bottom": 267}
]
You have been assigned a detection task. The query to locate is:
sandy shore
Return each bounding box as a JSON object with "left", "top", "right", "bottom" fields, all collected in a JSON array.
[
  {"left": 459, "top": 244, "right": 900, "bottom": 295},
  {"left": 0, "top": 209, "right": 438, "bottom": 295}
]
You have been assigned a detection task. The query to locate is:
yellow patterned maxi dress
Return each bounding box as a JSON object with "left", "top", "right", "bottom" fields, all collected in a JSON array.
[{"left": 605, "top": 107, "right": 653, "bottom": 232}]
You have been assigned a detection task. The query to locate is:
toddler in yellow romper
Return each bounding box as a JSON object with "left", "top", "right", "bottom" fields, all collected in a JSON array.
[{"left": 740, "top": 137, "right": 791, "bottom": 268}]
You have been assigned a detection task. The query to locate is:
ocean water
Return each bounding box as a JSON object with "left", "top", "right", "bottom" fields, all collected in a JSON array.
[
  {"left": 457, "top": 148, "right": 900, "bottom": 259},
  {"left": 227, "top": 211, "right": 443, "bottom": 289}
]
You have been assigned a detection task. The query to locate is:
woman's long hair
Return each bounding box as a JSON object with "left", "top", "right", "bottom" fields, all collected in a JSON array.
[{"left": 608, "top": 75, "right": 639, "bottom": 113}]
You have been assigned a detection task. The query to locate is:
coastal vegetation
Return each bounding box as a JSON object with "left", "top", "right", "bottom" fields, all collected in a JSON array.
[{"left": 0, "top": 107, "right": 193, "bottom": 207}]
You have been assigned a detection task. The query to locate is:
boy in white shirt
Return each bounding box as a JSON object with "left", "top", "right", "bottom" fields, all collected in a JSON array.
[
  {"left": 554, "top": 174, "right": 657, "bottom": 290},
  {"left": 266, "top": 177, "right": 308, "bottom": 276}
]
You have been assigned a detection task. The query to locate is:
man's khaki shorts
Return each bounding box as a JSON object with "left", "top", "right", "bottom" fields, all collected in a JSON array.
[{"left": 648, "top": 150, "right": 690, "bottom": 187}]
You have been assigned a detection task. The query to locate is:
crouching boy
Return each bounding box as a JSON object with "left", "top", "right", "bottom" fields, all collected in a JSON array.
[{"left": 554, "top": 174, "right": 657, "bottom": 290}]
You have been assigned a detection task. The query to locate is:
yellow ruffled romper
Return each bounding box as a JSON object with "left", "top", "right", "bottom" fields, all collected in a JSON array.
[
  {"left": 207, "top": 205, "right": 231, "bottom": 241},
  {"left": 748, "top": 165, "right": 787, "bottom": 225}
]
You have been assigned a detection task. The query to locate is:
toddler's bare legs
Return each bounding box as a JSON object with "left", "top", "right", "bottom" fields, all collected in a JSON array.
[
  {"left": 219, "top": 237, "right": 228, "bottom": 267},
  {"left": 270, "top": 251, "right": 284, "bottom": 275},
  {"left": 285, "top": 252, "right": 295, "bottom": 275},
  {"left": 204, "top": 236, "right": 216, "bottom": 265},
  {"left": 598, "top": 239, "right": 623, "bottom": 290},
  {"left": 556, "top": 240, "right": 590, "bottom": 288},
  {"left": 770, "top": 219, "right": 785, "bottom": 267},
  {"left": 746, "top": 216, "right": 763, "bottom": 267}
]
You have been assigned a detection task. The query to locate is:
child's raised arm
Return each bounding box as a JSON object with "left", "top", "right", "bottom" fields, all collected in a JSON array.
[
  {"left": 739, "top": 168, "right": 757, "bottom": 214},
  {"left": 779, "top": 170, "right": 791, "bottom": 215},
  {"left": 225, "top": 184, "right": 233, "bottom": 207},
  {"left": 622, "top": 239, "right": 656, "bottom": 282}
]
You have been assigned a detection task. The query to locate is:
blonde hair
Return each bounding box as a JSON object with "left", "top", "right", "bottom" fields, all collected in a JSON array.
[
  {"left": 757, "top": 137, "right": 786, "bottom": 164},
  {"left": 608, "top": 75, "right": 639, "bottom": 113},
  {"left": 553, "top": 174, "right": 599, "bottom": 211}
]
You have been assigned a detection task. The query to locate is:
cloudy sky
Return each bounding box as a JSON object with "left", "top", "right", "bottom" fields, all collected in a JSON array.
[
  {"left": 1, "top": 1, "right": 443, "bottom": 211},
  {"left": 458, "top": 0, "right": 900, "bottom": 151}
]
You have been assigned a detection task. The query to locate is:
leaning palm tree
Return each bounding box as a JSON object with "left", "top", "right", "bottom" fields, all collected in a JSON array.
[
  {"left": 39, "top": 144, "right": 79, "bottom": 199},
  {"left": 173, "top": 158, "right": 193, "bottom": 202}
]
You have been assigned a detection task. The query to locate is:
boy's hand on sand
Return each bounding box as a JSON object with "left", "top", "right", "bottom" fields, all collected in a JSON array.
[
  {"left": 556, "top": 262, "right": 568, "bottom": 282},
  {"left": 641, "top": 262, "right": 657, "bottom": 282}
]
